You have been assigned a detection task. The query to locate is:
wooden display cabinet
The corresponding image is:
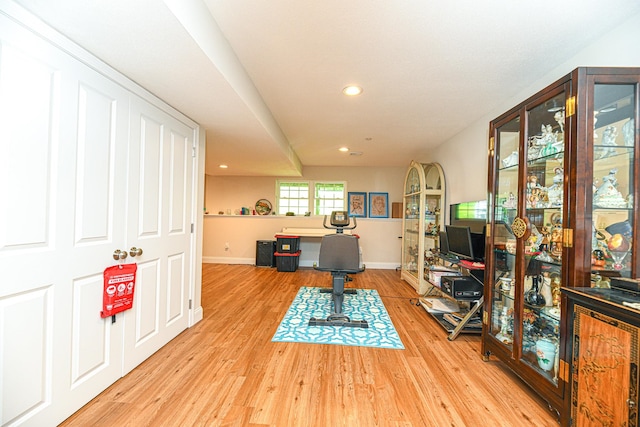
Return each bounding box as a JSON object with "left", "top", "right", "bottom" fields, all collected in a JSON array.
[
  {"left": 482, "top": 67, "right": 640, "bottom": 424},
  {"left": 401, "top": 161, "right": 445, "bottom": 295}
]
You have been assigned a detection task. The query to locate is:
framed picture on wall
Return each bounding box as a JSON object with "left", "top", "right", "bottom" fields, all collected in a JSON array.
[
  {"left": 347, "top": 192, "right": 367, "bottom": 217},
  {"left": 369, "top": 192, "right": 389, "bottom": 218}
]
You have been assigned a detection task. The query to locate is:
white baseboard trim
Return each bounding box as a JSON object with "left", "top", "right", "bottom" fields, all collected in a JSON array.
[
  {"left": 202, "top": 256, "right": 399, "bottom": 270},
  {"left": 203, "top": 256, "right": 254, "bottom": 264},
  {"left": 190, "top": 306, "right": 203, "bottom": 327}
]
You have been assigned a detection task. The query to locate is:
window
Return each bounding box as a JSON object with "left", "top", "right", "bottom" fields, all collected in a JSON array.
[
  {"left": 314, "top": 182, "right": 345, "bottom": 215},
  {"left": 276, "top": 181, "right": 345, "bottom": 215},
  {"left": 277, "top": 181, "right": 309, "bottom": 215}
]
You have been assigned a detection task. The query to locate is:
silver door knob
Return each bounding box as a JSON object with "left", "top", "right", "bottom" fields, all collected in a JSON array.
[
  {"left": 129, "top": 247, "right": 143, "bottom": 257},
  {"left": 113, "top": 249, "right": 128, "bottom": 260}
]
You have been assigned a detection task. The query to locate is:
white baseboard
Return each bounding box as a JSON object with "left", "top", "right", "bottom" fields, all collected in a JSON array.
[
  {"left": 190, "top": 306, "right": 203, "bottom": 327},
  {"left": 203, "top": 256, "right": 254, "bottom": 264},
  {"left": 202, "top": 256, "right": 398, "bottom": 270}
]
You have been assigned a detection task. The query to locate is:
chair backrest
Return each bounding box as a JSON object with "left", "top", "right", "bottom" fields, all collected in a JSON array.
[{"left": 317, "top": 234, "right": 360, "bottom": 272}]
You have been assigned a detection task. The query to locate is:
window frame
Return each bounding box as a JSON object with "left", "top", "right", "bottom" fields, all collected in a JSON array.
[{"left": 276, "top": 180, "right": 346, "bottom": 216}]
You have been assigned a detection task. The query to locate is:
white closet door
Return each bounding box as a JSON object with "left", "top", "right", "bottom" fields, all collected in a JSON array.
[
  {"left": 123, "top": 98, "right": 193, "bottom": 373},
  {"left": 0, "top": 12, "right": 129, "bottom": 426}
]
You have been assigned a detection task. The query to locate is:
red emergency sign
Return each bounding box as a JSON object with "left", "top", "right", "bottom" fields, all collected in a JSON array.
[{"left": 101, "top": 263, "right": 137, "bottom": 318}]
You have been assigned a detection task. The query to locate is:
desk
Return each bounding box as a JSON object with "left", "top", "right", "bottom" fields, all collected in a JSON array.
[
  {"left": 279, "top": 227, "right": 352, "bottom": 237},
  {"left": 420, "top": 253, "right": 484, "bottom": 340},
  {"left": 276, "top": 228, "right": 356, "bottom": 268}
]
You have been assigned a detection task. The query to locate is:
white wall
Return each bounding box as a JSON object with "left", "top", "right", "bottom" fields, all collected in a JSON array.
[
  {"left": 203, "top": 215, "right": 402, "bottom": 269},
  {"left": 203, "top": 11, "right": 640, "bottom": 269},
  {"left": 424, "top": 11, "right": 640, "bottom": 207},
  {"left": 204, "top": 165, "right": 406, "bottom": 268},
  {"left": 205, "top": 165, "right": 406, "bottom": 215}
]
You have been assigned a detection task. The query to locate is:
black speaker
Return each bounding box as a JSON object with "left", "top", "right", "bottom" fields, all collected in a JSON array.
[{"left": 256, "top": 240, "right": 276, "bottom": 267}]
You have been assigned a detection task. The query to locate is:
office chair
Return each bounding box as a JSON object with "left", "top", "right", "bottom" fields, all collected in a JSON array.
[{"left": 309, "top": 211, "right": 368, "bottom": 328}]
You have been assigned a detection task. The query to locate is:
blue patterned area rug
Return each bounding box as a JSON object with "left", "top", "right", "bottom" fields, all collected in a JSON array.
[{"left": 272, "top": 287, "right": 404, "bottom": 349}]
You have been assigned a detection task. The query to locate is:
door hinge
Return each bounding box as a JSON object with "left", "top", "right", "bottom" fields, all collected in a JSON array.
[
  {"left": 563, "top": 228, "right": 574, "bottom": 247},
  {"left": 566, "top": 96, "right": 576, "bottom": 118},
  {"left": 192, "top": 141, "right": 196, "bottom": 158},
  {"left": 482, "top": 311, "right": 489, "bottom": 325},
  {"left": 191, "top": 223, "right": 194, "bottom": 233},
  {"left": 559, "top": 359, "right": 570, "bottom": 382},
  {"left": 189, "top": 299, "right": 192, "bottom": 309}
]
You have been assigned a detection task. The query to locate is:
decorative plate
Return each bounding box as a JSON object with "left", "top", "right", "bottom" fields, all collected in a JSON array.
[{"left": 255, "top": 199, "right": 272, "bottom": 215}]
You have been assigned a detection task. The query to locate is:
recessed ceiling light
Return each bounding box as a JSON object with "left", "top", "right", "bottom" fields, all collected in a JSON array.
[
  {"left": 342, "top": 85, "right": 363, "bottom": 96},
  {"left": 219, "top": 164, "right": 228, "bottom": 169},
  {"left": 599, "top": 105, "right": 617, "bottom": 113},
  {"left": 339, "top": 147, "right": 349, "bottom": 152}
]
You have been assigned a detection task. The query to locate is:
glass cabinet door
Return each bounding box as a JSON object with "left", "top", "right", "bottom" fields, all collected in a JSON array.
[
  {"left": 520, "top": 92, "right": 565, "bottom": 385},
  {"left": 591, "top": 84, "right": 635, "bottom": 283},
  {"left": 489, "top": 116, "right": 520, "bottom": 351},
  {"left": 402, "top": 161, "right": 446, "bottom": 295},
  {"left": 484, "top": 67, "right": 640, "bottom": 422},
  {"left": 423, "top": 163, "right": 443, "bottom": 255},
  {"left": 403, "top": 167, "right": 420, "bottom": 279}
]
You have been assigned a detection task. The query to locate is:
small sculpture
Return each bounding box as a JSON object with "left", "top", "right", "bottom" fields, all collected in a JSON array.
[
  {"left": 622, "top": 118, "right": 634, "bottom": 146},
  {"left": 496, "top": 307, "right": 513, "bottom": 344},
  {"left": 554, "top": 110, "right": 565, "bottom": 134},
  {"left": 594, "top": 168, "right": 627, "bottom": 208},
  {"left": 503, "top": 192, "right": 517, "bottom": 209},
  {"left": 598, "top": 125, "right": 618, "bottom": 158},
  {"left": 502, "top": 151, "right": 519, "bottom": 167},
  {"left": 547, "top": 175, "right": 563, "bottom": 207}
]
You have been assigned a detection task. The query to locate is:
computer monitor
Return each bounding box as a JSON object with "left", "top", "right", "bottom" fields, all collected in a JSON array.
[
  {"left": 445, "top": 225, "right": 475, "bottom": 261},
  {"left": 438, "top": 231, "right": 449, "bottom": 254}
]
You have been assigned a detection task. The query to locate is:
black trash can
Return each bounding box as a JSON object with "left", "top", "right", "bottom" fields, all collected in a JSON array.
[{"left": 256, "top": 240, "right": 276, "bottom": 267}]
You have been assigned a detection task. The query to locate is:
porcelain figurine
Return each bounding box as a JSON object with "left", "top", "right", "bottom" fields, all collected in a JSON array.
[
  {"left": 554, "top": 110, "right": 564, "bottom": 134},
  {"left": 496, "top": 307, "right": 513, "bottom": 344},
  {"left": 594, "top": 168, "right": 627, "bottom": 208},
  {"left": 502, "top": 151, "right": 519, "bottom": 167},
  {"left": 598, "top": 125, "right": 618, "bottom": 158},
  {"left": 503, "top": 192, "right": 517, "bottom": 209},
  {"left": 622, "top": 118, "right": 634, "bottom": 146}
]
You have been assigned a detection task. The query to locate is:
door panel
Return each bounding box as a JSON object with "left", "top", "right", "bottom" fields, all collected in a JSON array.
[
  {"left": 73, "top": 83, "right": 121, "bottom": 245},
  {"left": 133, "top": 259, "right": 161, "bottom": 344},
  {"left": 70, "top": 274, "right": 116, "bottom": 386},
  {"left": 123, "top": 99, "right": 193, "bottom": 374},
  {"left": 167, "top": 253, "right": 186, "bottom": 325},
  {"left": 0, "top": 20, "right": 64, "bottom": 425},
  {"left": 1, "top": 13, "right": 131, "bottom": 424},
  {"left": 0, "top": 42, "right": 55, "bottom": 252},
  {"left": 0, "top": 288, "right": 52, "bottom": 425}
]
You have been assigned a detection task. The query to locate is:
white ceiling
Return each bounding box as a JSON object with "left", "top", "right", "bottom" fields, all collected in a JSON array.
[{"left": 12, "top": 0, "right": 640, "bottom": 176}]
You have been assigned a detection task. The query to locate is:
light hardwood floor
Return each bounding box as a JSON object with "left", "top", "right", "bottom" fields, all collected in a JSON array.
[{"left": 60, "top": 264, "right": 559, "bottom": 426}]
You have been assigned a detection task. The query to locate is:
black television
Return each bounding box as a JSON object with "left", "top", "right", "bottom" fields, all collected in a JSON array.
[
  {"left": 445, "top": 225, "right": 486, "bottom": 262},
  {"left": 445, "top": 225, "right": 474, "bottom": 261},
  {"left": 438, "top": 230, "right": 449, "bottom": 254}
]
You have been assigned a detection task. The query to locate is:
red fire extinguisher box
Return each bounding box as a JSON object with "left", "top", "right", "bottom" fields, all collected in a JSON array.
[{"left": 101, "top": 263, "right": 137, "bottom": 318}]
